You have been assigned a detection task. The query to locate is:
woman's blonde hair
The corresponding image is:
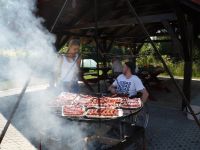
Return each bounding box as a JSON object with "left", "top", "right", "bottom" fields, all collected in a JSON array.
[{"left": 68, "top": 39, "right": 80, "bottom": 48}]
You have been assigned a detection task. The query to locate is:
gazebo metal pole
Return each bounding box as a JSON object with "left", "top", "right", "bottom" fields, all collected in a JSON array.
[
  {"left": 0, "top": 78, "right": 31, "bottom": 143},
  {"left": 50, "top": 0, "right": 69, "bottom": 32},
  {"left": 94, "top": 0, "right": 102, "bottom": 128},
  {"left": 94, "top": 0, "right": 100, "bottom": 93},
  {"left": 130, "top": 43, "right": 137, "bottom": 66},
  {"left": 0, "top": 0, "right": 70, "bottom": 144},
  {"left": 125, "top": 0, "right": 200, "bottom": 128}
]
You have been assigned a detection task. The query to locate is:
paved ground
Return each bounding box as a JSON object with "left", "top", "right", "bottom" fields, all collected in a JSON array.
[
  {"left": 0, "top": 114, "right": 36, "bottom": 150},
  {"left": 146, "top": 104, "right": 200, "bottom": 150},
  {"left": 0, "top": 79, "right": 199, "bottom": 150}
]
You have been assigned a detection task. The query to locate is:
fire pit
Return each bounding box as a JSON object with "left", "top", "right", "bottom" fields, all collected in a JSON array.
[{"left": 44, "top": 92, "right": 146, "bottom": 149}]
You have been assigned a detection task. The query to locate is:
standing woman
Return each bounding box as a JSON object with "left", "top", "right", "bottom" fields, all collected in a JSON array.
[{"left": 57, "top": 39, "right": 81, "bottom": 93}]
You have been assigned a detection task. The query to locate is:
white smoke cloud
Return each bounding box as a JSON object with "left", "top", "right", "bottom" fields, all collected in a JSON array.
[
  {"left": 0, "top": 0, "right": 55, "bottom": 51},
  {"left": 0, "top": 0, "right": 56, "bottom": 84},
  {"left": 0, "top": 0, "right": 86, "bottom": 149}
]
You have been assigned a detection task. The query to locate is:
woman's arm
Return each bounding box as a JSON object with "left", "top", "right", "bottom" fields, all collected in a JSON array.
[
  {"left": 77, "top": 56, "right": 81, "bottom": 67},
  {"left": 76, "top": 56, "right": 82, "bottom": 80}
]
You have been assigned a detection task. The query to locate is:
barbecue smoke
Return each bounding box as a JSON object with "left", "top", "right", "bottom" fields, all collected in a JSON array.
[{"left": 0, "top": 0, "right": 85, "bottom": 149}]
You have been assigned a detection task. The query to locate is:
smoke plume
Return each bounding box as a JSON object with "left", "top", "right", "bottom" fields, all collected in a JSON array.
[{"left": 0, "top": 0, "right": 85, "bottom": 149}]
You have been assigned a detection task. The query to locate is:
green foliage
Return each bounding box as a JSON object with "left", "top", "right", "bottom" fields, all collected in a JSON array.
[
  {"left": 57, "top": 39, "right": 200, "bottom": 78},
  {"left": 137, "top": 43, "right": 200, "bottom": 78},
  {"left": 58, "top": 45, "right": 68, "bottom": 54}
]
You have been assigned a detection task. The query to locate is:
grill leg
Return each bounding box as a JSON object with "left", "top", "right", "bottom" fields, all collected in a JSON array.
[
  {"left": 142, "top": 128, "right": 146, "bottom": 150},
  {"left": 39, "top": 138, "right": 42, "bottom": 150},
  {"left": 119, "top": 121, "right": 124, "bottom": 140}
]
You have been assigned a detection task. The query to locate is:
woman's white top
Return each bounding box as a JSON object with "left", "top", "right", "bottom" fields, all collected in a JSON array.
[{"left": 60, "top": 55, "right": 78, "bottom": 82}]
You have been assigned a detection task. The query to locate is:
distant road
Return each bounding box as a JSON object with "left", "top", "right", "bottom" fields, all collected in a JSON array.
[{"left": 0, "top": 83, "right": 49, "bottom": 98}]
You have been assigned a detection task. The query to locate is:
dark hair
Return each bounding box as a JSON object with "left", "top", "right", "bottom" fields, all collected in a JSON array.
[
  {"left": 68, "top": 39, "right": 80, "bottom": 47},
  {"left": 125, "top": 61, "right": 136, "bottom": 74}
]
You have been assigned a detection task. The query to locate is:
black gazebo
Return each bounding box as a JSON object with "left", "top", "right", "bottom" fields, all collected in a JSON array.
[{"left": 0, "top": 0, "right": 200, "bottom": 147}]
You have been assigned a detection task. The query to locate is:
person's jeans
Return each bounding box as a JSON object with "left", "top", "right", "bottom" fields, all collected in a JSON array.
[{"left": 62, "top": 81, "right": 79, "bottom": 93}]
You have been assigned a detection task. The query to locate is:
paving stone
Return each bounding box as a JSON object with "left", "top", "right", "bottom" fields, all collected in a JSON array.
[
  {"left": 146, "top": 103, "right": 200, "bottom": 150},
  {"left": 0, "top": 114, "right": 37, "bottom": 150}
]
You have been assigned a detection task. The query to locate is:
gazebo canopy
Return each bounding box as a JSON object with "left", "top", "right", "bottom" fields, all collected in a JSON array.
[{"left": 37, "top": 0, "right": 200, "bottom": 48}]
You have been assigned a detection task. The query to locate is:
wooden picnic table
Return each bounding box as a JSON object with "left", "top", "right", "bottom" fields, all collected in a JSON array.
[
  {"left": 137, "top": 66, "right": 169, "bottom": 100},
  {"left": 79, "top": 67, "right": 111, "bottom": 92},
  {"left": 138, "top": 66, "right": 165, "bottom": 83},
  {"left": 81, "top": 67, "right": 111, "bottom": 81}
]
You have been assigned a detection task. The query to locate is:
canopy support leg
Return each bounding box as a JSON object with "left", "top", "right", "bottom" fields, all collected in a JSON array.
[
  {"left": 177, "top": 13, "right": 193, "bottom": 110},
  {"left": 125, "top": 0, "right": 200, "bottom": 128}
]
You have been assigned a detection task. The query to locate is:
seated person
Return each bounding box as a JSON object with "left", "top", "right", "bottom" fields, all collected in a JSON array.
[
  {"left": 112, "top": 57, "right": 123, "bottom": 78},
  {"left": 108, "top": 62, "right": 149, "bottom": 103}
]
